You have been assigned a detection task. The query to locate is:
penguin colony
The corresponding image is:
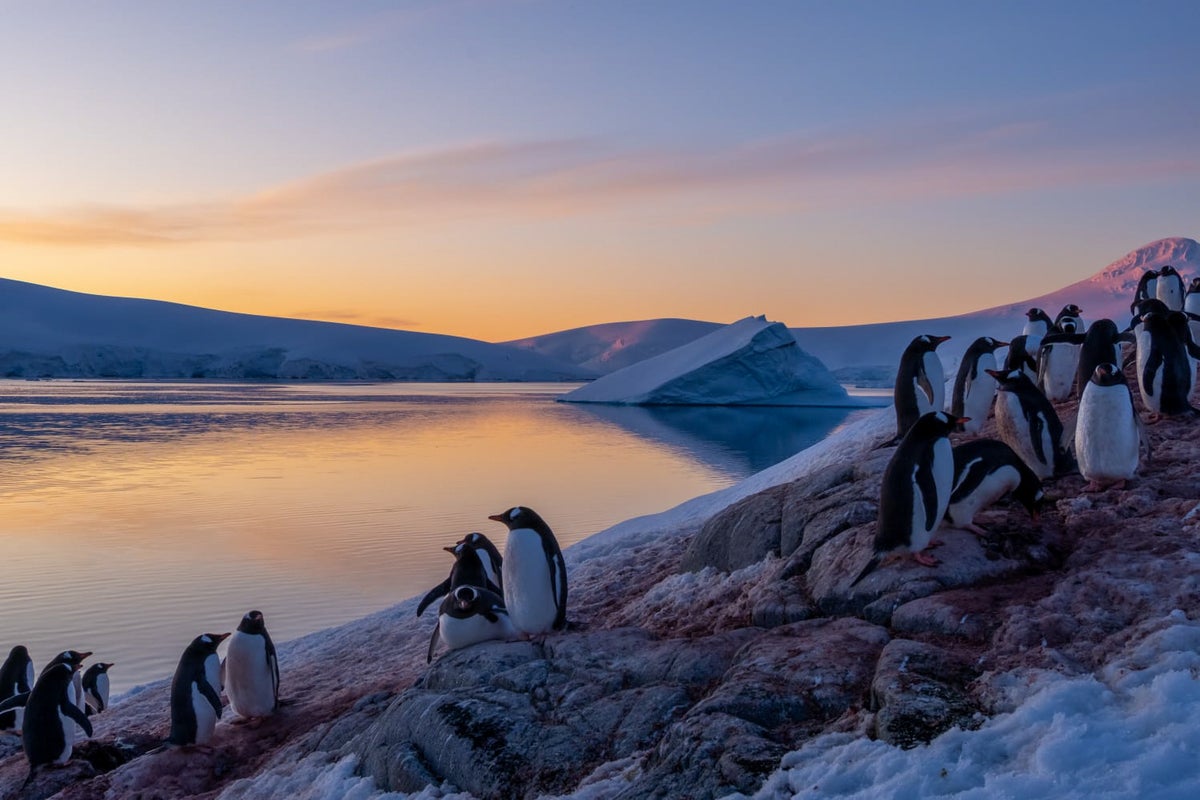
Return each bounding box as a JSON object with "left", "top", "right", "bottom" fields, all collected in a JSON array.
[
  {"left": 0, "top": 505, "right": 568, "bottom": 784},
  {"left": 861, "top": 263, "right": 1200, "bottom": 583},
  {"left": 2, "top": 265, "right": 1196, "bottom": 786}
]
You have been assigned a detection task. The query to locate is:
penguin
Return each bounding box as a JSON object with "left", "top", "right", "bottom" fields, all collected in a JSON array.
[
  {"left": 1003, "top": 334, "right": 1039, "bottom": 383},
  {"left": 893, "top": 334, "right": 950, "bottom": 439},
  {"left": 426, "top": 585, "right": 515, "bottom": 663},
  {"left": 1131, "top": 269, "right": 1159, "bottom": 314},
  {"left": 1022, "top": 308, "right": 1055, "bottom": 339},
  {"left": 1155, "top": 265, "right": 1185, "bottom": 311},
  {"left": 987, "top": 368, "right": 1072, "bottom": 479},
  {"left": 1053, "top": 304, "right": 1086, "bottom": 335},
  {"left": 851, "top": 411, "right": 962, "bottom": 586},
  {"left": 1185, "top": 277, "right": 1200, "bottom": 344},
  {"left": 457, "top": 531, "right": 504, "bottom": 594},
  {"left": 0, "top": 660, "right": 93, "bottom": 786},
  {"left": 224, "top": 611, "right": 279, "bottom": 719},
  {"left": 951, "top": 337, "right": 1007, "bottom": 434},
  {"left": 39, "top": 650, "right": 90, "bottom": 737},
  {"left": 1135, "top": 310, "right": 1199, "bottom": 420},
  {"left": 169, "top": 632, "right": 229, "bottom": 747},
  {"left": 1037, "top": 330, "right": 1086, "bottom": 402},
  {"left": 417, "top": 536, "right": 504, "bottom": 617},
  {"left": 1075, "top": 363, "right": 1144, "bottom": 491},
  {"left": 488, "top": 506, "right": 567, "bottom": 635},
  {"left": 945, "top": 438, "right": 1043, "bottom": 536},
  {"left": 0, "top": 645, "right": 34, "bottom": 732},
  {"left": 1076, "top": 319, "right": 1134, "bottom": 399},
  {"left": 81, "top": 662, "right": 114, "bottom": 716}
]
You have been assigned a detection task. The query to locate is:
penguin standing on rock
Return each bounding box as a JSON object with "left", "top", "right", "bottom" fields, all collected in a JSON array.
[
  {"left": 224, "top": 611, "right": 279, "bottom": 720},
  {"left": 488, "top": 506, "right": 567, "bottom": 635},
  {"left": 81, "top": 662, "right": 114, "bottom": 716},
  {"left": 427, "top": 585, "right": 515, "bottom": 663},
  {"left": 945, "top": 439, "right": 1043, "bottom": 536},
  {"left": 1156, "top": 265, "right": 1186, "bottom": 311},
  {"left": 987, "top": 368, "right": 1072, "bottom": 479},
  {"left": 893, "top": 334, "right": 950, "bottom": 439},
  {"left": 169, "top": 632, "right": 228, "bottom": 747},
  {"left": 952, "top": 337, "right": 1007, "bottom": 434},
  {"left": 40, "top": 651, "right": 90, "bottom": 738},
  {"left": 1076, "top": 363, "right": 1145, "bottom": 491},
  {"left": 1135, "top": 310, "right": 1200, "bottom": 421},
  {"left": 417, "top": 536, "right": 504, "bottom": 617},
  {"left": 0, "top": 658, "right": 92, "bottom": 787},
  {"left": 0, "top": 645, "right": 34, "bottom": 732},
  {"left": 1053, "top": 304, "right": 1086, "bottom": 335},
  {"left": 1023, "top": 308, "right": 1055, "bottom": 339},
  {"left": 851, "top": 411, "right": 962, "bottom": 587}
]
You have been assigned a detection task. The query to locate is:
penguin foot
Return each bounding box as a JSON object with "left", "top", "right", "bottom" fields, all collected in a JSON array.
[
  {"left": 912, "top": 552, "right": 940, "bottom": 567},
  {"left": 966, "top": 524, "right": 989, "bottom": 537},
  {"left": 925, "top": 539, "right": 946, "bottom": 549}
]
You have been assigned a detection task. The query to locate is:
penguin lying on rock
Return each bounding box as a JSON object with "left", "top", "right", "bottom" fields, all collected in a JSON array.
[
  {"left": 417, "top": 535, "right": 504, "bottom": 617},
  {"left": 852, "top": 411, "right": 963, "bottom": 587},
  {"left": 945, "top": 438, "right": 1043, "bottom": 536},
  {"left": 427, "top": 585, "right": 515, "bottom": 663}
]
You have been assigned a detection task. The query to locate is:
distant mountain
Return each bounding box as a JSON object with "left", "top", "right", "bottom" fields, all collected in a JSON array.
[
  {"left": 0, "top": 278, "right": 593, "bottom": 381},
  {"left": 504, "top": 318, "right": 722, "bottom": 374},
  {"left": 511, "top": 237, "right": 1200, "bottom": 382}
]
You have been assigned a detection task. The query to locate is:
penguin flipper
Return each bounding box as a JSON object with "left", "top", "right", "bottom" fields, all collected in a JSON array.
[
  {"left": 198, "top": 678, "right": 223, "bottom": 718},
  {"left": 427, "top": 621, "right": 441, "bottom": 664},
  {"left": 62, "top": 698, "right": 93, "bottom": 738},
  {"left": 416, "top": 580, "right": 451, "bottom": 617},
  {"left": 1029, "top": 412, "right": 1047, "bottom": 465},
  {"left": 0, "top": 692, "right": 28, "bottom": 712}
]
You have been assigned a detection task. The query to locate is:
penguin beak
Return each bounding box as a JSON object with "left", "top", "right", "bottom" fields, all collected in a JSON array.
[
  {"left": 932, "top": 335, "right": 951, "bottom": 345},
  {"left": 443, "top": 545, "right": 457, "bottom": 554},
  {"left": 955, "top": 416, "right": 971, "bottom": 427},
  {"left": 994, "top": 340, "right": 1010, "bottom": 348},
  {"left": 215, "top": 632, "right": 231, "bottom": 643},
  {"left": 984, "top": 369, "right": 1003, "bottom": 379},
  {"left": 487, "top": 513, "right": 506, "bottom": 523},
  {"left": 78, "top": 651, "right": 93, "bottom": 661}
]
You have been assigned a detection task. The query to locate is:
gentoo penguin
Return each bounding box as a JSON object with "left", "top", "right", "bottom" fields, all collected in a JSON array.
[
  {"left": 1131, "top": 269, "right": 1159, "bottom": 314},
  {"left": 1156, "top": 265, "right": 1185, "bottom": 311},
  {"left": 1038, "top": 330, "right": 1086, "bottom": 402},
  {"left": 224, "top": 611, "right": 279, "bottom": 719},
  {"left": 0, "top": 660, "right": 92, "bottom": 786},
  {"left": 81, "top": 662, "right": 114, "bottom": 716},
  {"left": 0, "top": 646, "right": 34, "bottom": 732},
  {"left": 1076, "top": 319, "right": 1134, "bottom": 399},
  {"left": 417, "top": 536, "right": 504, "bottom": 617},
  {"left": 426, "top": 585, "right": 516, "bottom": 663},
  {"left": 1053, "top": 304, "right": 1086, "bottom": 335},
  {"left": 987, "top": 368, "right": 1072, "bottom": 479},
  {"left": 39, "top": 650, "right": 90, "bottom": 737},
  {"left": 169, "top": 632, "right": 229, "bottom": 747},
  {"left": 1076, "top": 363, "right": 1144, "bottom": 491},
  {"left": 951, "top": 337, "right": 1007, "bottom": 434},
  {"left": 1022, "top": 308, "right": 1055, "bottom": 339},
  {"left": 457, "top": 531, "right": 504, "bottom": 594},
  {"left": 1003, "top": 335, "right": 1039, "bottom": 383},
  {"left": 1135, "top": 310, "right": 1200, "bottom": 420},
  {"left": 946, "top": 438, "right": 1043, "bottom": 536},
  {"left": 851, "top": 411, "right": 962, "bottom": 586},
  {"left": 893, "top": 334, "right": 950, "bottom": 439},
  {"left": 488, "top": 506, "right": 567, "bottom": 635},
  {"left": 1185, "top": 277, "right": 1200, "bottom": 344}
]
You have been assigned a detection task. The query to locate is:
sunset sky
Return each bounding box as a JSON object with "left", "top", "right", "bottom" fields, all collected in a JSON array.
[{"left": 0, "top": 0, "right": 1197, "bottom": 341}]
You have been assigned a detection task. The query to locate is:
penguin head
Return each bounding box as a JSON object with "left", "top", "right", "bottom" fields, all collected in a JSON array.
[
  {"left": 913, "top": 334, "right": 951, "bottom": 351},
  {"left": 1058, "top": 304, "right": 1082, "bottom": 318},
  {"left": 980, "top": 337, "right": 1008, "bottom": 352},
  {"left": 1089, "top": 363, "right": 1126, "bottom": 387},
  {"left": 985, "top": 368, "right": 1032, "bottom": 392},
  {"left": 909, "top": 411, "right": 962, "bottom": 439},
  {"left": 237, "top": 610, "right": 267, "bottom": 635},
  {"left": 444, "top": 541, "right": 467, "bottom": 557},
  {"left": 55, "top": 650, "right": 91, "bottom": 668},
  {"left": 1014, "top": 479, "right": 1045, "bottom": 522},
  {"left": 451, "top": 585, "right": 480, "bottom": 611},
  {"left": 1026, "top": 308, "right": 1048, "bottom": 321},
  {"left": 189, "top": 632, "right": 231, "bottom": 655},
  {"left": 7, "top": 645, "right": 29, "bottom": 662},
  {"left": 85, "top": 662, "right": 115, "bottom": 677},
  {"left": 1160, "top": 265, "right": 1178, "bottom": 277},
  {"left": 488, "top": 506, "right": 547, "bottom": 531},
  {"left": 1187, "top": 277, "right": 1200, "bottom": 294}
]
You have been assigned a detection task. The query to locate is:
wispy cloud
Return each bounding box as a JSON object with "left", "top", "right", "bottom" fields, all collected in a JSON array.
[
  {"left": 0, "top": 112, "right": 1195, "bottom": 248},
  {"left": 286, "top": 309, "right": 418, "bottom": 329}
]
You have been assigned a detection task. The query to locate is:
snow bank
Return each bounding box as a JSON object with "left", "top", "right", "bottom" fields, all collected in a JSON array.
[
  {"left": 560, "top": 316, "right": 851, "bottom": 406},
  {"left": 732, "top": 614, "right": 1200, "bottom": 800}
]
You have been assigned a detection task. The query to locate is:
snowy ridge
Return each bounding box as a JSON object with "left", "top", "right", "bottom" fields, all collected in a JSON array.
[{"left": 504, "top": 318, "right": 722, "bottom": 375}]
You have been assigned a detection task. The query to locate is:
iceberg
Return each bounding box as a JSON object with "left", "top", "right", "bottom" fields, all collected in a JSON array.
[{"left": 559, "top": 315, "right": 852, "bottom": 406}]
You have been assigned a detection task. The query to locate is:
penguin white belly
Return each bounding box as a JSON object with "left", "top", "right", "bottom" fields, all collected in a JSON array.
[
  {"left": 1042, "top": 344, "right": 1080, "bottom": 402},
  {"left": 1077, "top": 386, "right": 1139, "bottom": 482},
  {"left": 95, "top": 673, "right": 109, "bottom": 712},
  {"left": 921, "top": 351, "right": 945, "bottom": 411},
  {"left": 55, "top": 709, "right": 73, "bottom": 764},
  {"left": 947, "top": 465, "right": 1020, "bottom": 526},
  {"left": 1186, "top": 295, "right": 1200, "bottom": 343},
  {"left": 439, "top": 612, "right": 516, "bottom": 651},
  {"left": 190, "top": 684, "right": 217, "bottom": 744},
  {"left": 225, "top": 632, "right": 276, "bottom": 718},
  {"left": 1157, "top": 282, "right": 1183, "bottom": 311},
  {"left": 1134, "top": 328, "right": 1159, "bottom": 413},
  {"left": 907, "top": 438, "right": 952, "bottom": 553},
  {"left": 503, "top": 529, "right": 559, "bottom": 634},
  {"left": 962, "top": 365, "right": 996, "bottom": 434}
]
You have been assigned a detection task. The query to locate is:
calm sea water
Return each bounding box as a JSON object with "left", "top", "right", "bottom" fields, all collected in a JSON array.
[{"left": 0, "top": 381, "right": 867, "bottom": 694}]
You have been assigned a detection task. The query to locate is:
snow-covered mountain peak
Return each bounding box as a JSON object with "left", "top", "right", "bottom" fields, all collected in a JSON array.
[{"left": 1093, "top": 237, "right": 1200, "bottom": 291}]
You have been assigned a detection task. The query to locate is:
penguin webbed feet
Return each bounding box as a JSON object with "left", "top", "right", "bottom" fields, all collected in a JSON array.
[{"left": 912, "top": 551, "right": 940, "bottom": 567}]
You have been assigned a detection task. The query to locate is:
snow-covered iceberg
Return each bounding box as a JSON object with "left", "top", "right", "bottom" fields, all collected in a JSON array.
[{"left": 559, "top": 315, "right": 852, "bottom": 406}]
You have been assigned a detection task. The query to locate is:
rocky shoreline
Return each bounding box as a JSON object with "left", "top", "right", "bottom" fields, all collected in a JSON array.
[{"left": 3, "top": 380, "right": 1198, "bottom": 799}]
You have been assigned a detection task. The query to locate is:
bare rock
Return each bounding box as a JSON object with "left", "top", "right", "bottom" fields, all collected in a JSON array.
[
  {"left": 870, "top": 639, "right": 979, "bottom": 748},
  {"left": 680, "top": 485, "right": 786, "bottom": 573}
]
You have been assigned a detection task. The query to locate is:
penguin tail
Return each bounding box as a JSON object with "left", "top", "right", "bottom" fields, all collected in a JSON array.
[
  {"left": 23, "top": 764, "right": 38, "bottom": 788},
  {"left": 849, "top": 554, "right": 881, "bottom": 589}
]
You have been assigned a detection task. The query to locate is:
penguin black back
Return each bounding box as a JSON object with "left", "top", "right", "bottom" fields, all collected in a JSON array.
[
  {"left": 21, "top": 662, "right": 92, "bottom": 775},
  {"left": 169, "top": 632, "right": 228, "bottom": 746},
  {"left": 1131, "top": 269, "right": 1159, "bottom": 314},
  {"left": 987, "top": 368, "right": 1072, "bottom": 478},
  {"left": 0, "top": 645, "right": 34, "bottom": 730},
  {"left": 1076, "top": 319, "right": 1131, "bottom": 397},
  {"left": 1003, "top": 335, "right": 1038, "bottom": 378},
  {"left": 949, "top": 438, "right": 1044, "bottom": 520},
  {"left": 893, "top": 334, "right": 950, "bottom": 439},
  {"left": 417, "top": 540, "right": 504, "bottom": 616}
]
